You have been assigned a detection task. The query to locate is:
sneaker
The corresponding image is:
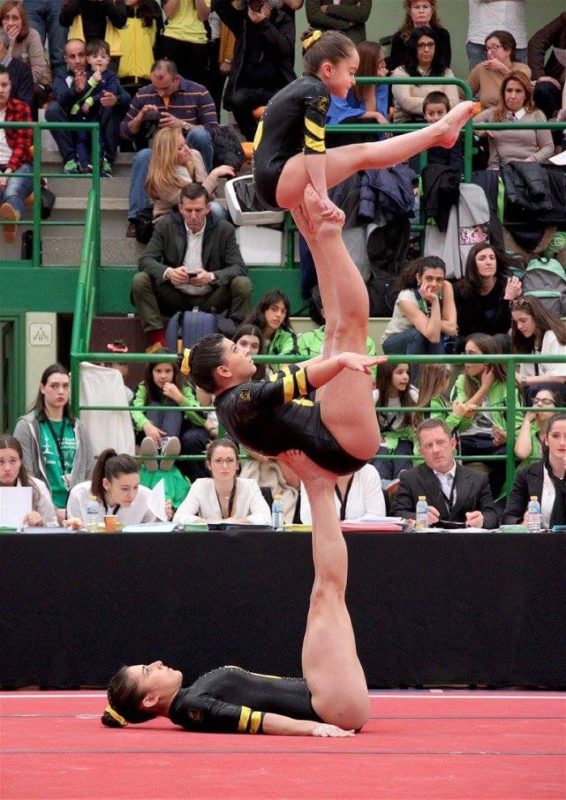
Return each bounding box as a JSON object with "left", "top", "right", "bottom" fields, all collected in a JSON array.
[
  {"left": 140, "top": 436, "right": 159, "bottom": 472},
  {"left": 101, "top": 157, "right": 113, "bottom": 177},
  {"left": 160, "top": 436, "right": 181, "bottom": 471},
  {"left": 126, "top": 222, "right": 136, "bottom": 239},
  {"left": 0, "top": 202, "right": 20, "bottom": 244},
  {"left": 63, "top": 158, "right": 80, "bottom": 174},
  {"left": 80, "top": 163, "right": 93, "bottom": 174}
]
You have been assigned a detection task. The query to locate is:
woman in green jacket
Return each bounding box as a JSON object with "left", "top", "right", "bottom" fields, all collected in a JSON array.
[{"left": 244, "top": 289, "right": 298, "bottom": 372}]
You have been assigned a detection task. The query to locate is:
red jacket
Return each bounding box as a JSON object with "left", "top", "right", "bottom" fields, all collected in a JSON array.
[{"left": 1, "top": 97, "right": 33, "bottom": 172}]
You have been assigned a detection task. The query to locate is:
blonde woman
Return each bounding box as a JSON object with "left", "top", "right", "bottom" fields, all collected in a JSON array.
[{"left": 145, "top": 128, "right": 235, "bottom": 220}]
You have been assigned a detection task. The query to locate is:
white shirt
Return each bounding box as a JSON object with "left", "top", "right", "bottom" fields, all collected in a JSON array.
[
  {"left": 173, "top": 477, "right": 271, "bottom": 525},
  {"left": 66, "top": 481, "right": 158, "bottom": 526},
  {"left": 432, "top": 461, "right": 457, "bottom": 505},
  {"left": 467, "top": 0, "right": 527, "bottom": 48},
  {"left": 179, "top": 223, "right": 209, "bottom": 296},
  {"left": 0, "top": 108, "right": 12, "bottom": 165},
  {"left": 519, "top": 331, "right": 566, "bottom": 379},
  {"left": 299, "top": 465, "right": 386, "bottom": 524}
]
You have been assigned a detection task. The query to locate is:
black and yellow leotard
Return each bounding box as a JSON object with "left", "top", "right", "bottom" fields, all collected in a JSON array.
[
  {"left": 252, "top": 74, "right": 330, "bottom": 210},
  {"left": 168, "top": 666, "right": 321, "bottom": 734},
  {"left": 214, "top": 364, "right": 367, "bottom": 475}
]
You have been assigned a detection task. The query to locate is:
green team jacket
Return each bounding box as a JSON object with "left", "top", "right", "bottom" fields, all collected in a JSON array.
[
  {"left": 450, "top": 375, "right": 523, "bottom": 434},
  {"left": 130, "top": 382, "right": 206, "bottom": 432}
]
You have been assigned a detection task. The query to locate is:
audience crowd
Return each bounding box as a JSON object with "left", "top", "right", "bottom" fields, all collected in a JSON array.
[{"left": 1, "top": 0, "right": 565, "bottom": 529}]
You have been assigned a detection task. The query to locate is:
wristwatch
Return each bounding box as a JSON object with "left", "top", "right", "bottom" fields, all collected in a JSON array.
[{"left": 182, "top": 121, "right": 191, "bottom": 134}]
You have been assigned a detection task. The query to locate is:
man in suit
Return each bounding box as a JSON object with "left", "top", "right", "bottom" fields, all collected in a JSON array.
[{"left": 392, "top": 418, "right": 498, "bottom": 529}]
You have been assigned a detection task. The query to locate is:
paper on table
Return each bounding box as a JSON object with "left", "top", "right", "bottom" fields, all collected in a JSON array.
[
  {"left": 147, "top": 479, "right": 168, "bottom": 521},
  {"left": 0, "top": 486, "right": 33, "bottom": 527}
]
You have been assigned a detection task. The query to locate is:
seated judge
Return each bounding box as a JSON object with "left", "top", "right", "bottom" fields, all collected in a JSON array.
[{"left": 392, "top": 418, "right": 498, "bottom": 529}]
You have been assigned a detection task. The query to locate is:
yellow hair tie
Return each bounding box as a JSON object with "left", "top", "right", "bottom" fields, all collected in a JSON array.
[
  {"left": 180, "top": 348, "right": 191, "bottom": 376},
  {"left": 303, "top": 30, "right": 322, "bottom": 52},
  {"left": 105, "top": 705, "right": 128, "bottom": 727}
]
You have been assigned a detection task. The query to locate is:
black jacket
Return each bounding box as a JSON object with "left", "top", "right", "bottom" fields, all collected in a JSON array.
[
  {"left": 7, "top": 57, "right": 33, "bottom": 108},
  {"left": 392, "top": 462, "right": 499, "bottom": 529},
  {"left": 502, "top": 461, "right": 566, "bottom": 527}
]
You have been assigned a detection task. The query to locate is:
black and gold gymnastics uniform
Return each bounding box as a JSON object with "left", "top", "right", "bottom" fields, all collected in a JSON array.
[
  {"left": 168, "top": 666, "right": 321, "bottom": 734},
  {"left": 252, "top": 74, "right": 330, "bottom": 210},
  {"left": 214, "top": 364, "right": 367, "bottom": 475}
]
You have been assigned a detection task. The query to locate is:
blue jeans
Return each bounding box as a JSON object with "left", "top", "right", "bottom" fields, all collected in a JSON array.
[
  {"left": 23, "top": 0, "right": 68, "bottom": 80},
  {"left": 128, "top": 128, "right": 214, "bottom": 220},
  {"left": 0, "top": 162, "right": 33, "bottom": 216},
  {"left": 466, "top": 41, "right": 527, "bottom": 72},
  {"left": 382, "top": 328, "right": 444, "bottom": 381}
]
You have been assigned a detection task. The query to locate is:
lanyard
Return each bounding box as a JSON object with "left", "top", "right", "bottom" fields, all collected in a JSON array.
[
  {"left": 44, "top": 418, "right": 69, "bottom": 474},
  {"left": 335, "top": 476, "right": 354, "bottom": 521}
]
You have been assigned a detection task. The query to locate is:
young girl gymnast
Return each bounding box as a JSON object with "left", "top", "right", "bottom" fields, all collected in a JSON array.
[{"left": 252, "top": 29, "right": 474, "bottom": 221}]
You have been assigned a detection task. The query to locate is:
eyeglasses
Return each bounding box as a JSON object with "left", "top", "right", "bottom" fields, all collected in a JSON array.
[
  {"left": 533, "top": 398, "right": 556, "bottom": 407},
  {"left": 417, "top": 42, "right": 435, "bottom": 50},
  {"left": 211, "top": 457, "right": 237, "bottom": 466}
]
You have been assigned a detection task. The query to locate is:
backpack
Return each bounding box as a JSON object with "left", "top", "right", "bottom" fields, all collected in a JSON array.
[
  {"left": 366, "top": 269, "right": 399, "bottom": 317},
  {"left": 212, "top": 125, "right": 245, "bottom": 171},
  {"left": 165, "top": 311, "right": 219, "bottom": 354},
  {"left": 522, "top": 257, "right": 566, "bottom": 317}
]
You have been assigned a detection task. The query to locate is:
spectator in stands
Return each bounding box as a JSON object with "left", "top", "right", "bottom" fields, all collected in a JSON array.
[
  {"left": 117, "top": 0, "right": 163, "bottom": 96},
  {"left": 46, "top": 38, "right": 129, "bottom": 174},
  {"left": 391, "top": 26, "right": 460, "bottom": 123},
  {"left": 173, "top": 438, "right": 271, "bottom": 525},
  {"left": 503, "top": 412, "right": 566, "bottom": 528},
  {"left": 514, "top": 388, "right": 559, "bottom": 462},
  {"left": 528, "top": 13, "right": 566, "bottom": 133},
  {"left": 23, "top": 0, "right": 68, "bottom": 81},
  {"left": 0, "top": 64, "right": 33, "bottom": 244},
  {"left": 298, "top": 303, "right": 377, "bottom": 375},
  {"left": 407, "top": 90, "right": 464, "bottom": 172},
  {"left": 122, "top": 58, "right": 218, "bottom": 235},
  {"left": 300, "top": 463, "right": 385, "bottom": 523},
  {"left": 145, "top": 128, "right": 234, "bottom": 222},
  {"left": 133, "top": 184, "right": 253, "bottom": 351},
  {"left": 373, "top": 361, "right": 416, "bottom": 489},
  {"left": 213, "top": 0, "right": 295, "bottom": 141},
  {"left": 466, "top": 0, "right": 526, "bottom": 71},
  {"left": 381, "top": 256, "right": 457, "bottom": 380},
  {"left": 474, "top": 71, "right": 555, "bottom": 168},
  {"left": 66, "top": 448, "right": 165, "bottom": 527},
  {"left": 59, "top": 0, "right": 127, "bottom": 69},
  {"left": 0, "top": 29, "right": 33, "bottom": 107},
  {"left": 131, "top": 348, "right": 210, "bottom": 481},
  {"left": 510, "top": 296, "right": 566, "bottom": 400},
  {"left": 244, "top": 289, "right": 299, "bottom": 367},
  {"left": 453, "top": 242, "right": 523, "bottom": 350},
  {"left": 233, "top": 323, "right": 267, "bottom": 380},
  {"left": 388, "top": 0, "right": 451, "bottom": 71},
  {"left": 326, "top": 40, "right": 389, "bottom": 147},
  {"left": 13, "top": 363, "right": 95, "bottom": 525},
  {"left": 0, "top": 434, "right": 58, "bottom": 527},
  {"left": 451, "top": 332, "right": 522, "bottom": 498},
  {"left": 305, "top": 0, "right": 371, "bottom": 45},
  {"left": 0, "top": 0, "right": 51, "bottom": 113},
  {"left": 392, "top": 418, "right": 499, "bottom": 528},
  {"left": 157, "top": 0, "right": 210, "bottom": 89},
  {"left": 468, "top": 29, "right": 531, "bottom": 110},
  {"left": 414, "top": 363, "right": 469, "bottom": 432}
]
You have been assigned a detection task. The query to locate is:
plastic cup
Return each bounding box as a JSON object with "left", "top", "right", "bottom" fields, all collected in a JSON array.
[{"left": 104, "top": 515, "right": 118, "bottom": 533}]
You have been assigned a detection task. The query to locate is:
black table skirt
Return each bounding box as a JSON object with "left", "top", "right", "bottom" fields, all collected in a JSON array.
[{"left": 1, "top": 531, "right": 565, "bottom": 689}]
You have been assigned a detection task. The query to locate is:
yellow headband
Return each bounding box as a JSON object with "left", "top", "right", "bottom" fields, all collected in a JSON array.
[
  {"left": 180, "top": 348, "right": 191, "bottom": 376},
  {"left": 105, "top": 705, "right": 128, "bottom": 727},
  {"left": 303, "top": 30, "right": 322, "bottom": 52}
]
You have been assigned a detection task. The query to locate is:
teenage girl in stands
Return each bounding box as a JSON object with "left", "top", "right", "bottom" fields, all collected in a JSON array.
[
  {"left": 131, "top": 349, "right": 210, "bottom": 481},
  {"left": 233, "top": 323, "right": 267, "bottom": 380},
  {"left": 244, "top": 289, "right": 299, "bottom": 366},
  {"left": 373, "top": 362, "right": 416, "bottom": 489},
  {"left": 252, "top": 29, "right": 474, "bottom": 222},
  {"left": 173, "top": 438, "right": 270, "bottom": 525},
  {"left": 145, "top": 128, "right": 234, "bottom": 221},
  {"left": 13, "top": 364, "right": 95, "bottom": 525},
  {"left": 514, "top": 388, "right": 559, "bottom": 462},
  {"left": 510, "top": 297, "right": 566, "bottom": 401},
  {"left": 0, "top": 435, "right": 58, "bottom": 527},
  {"left": 66, "top": 449, "right": 167, "bottom": 528},
  {"left": 414, "top": 364, "right": 470, "bottom": 432}
]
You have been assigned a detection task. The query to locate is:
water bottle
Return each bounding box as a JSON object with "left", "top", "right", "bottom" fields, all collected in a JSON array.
[
  {"left": 415, "top": 496, "right": 429, "bottom": 531},
  {"left": 527, "top": 496, "right": 542, "bottom": 533},
  {"left": 271, "top": 495, "right": 284, "bottom": 531},
  {"left": 85, "top": 495, "right": 99, "bottom": 532}
]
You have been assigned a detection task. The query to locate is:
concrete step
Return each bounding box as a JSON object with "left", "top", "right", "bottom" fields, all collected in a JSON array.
[{"left": 41, "top": 235, "right": 142, "bottom": 266}]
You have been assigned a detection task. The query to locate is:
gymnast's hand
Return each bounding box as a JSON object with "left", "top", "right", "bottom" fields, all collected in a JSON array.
[
  {"left": 312, "top": 723, "right": 355, "bottom": 737},
  {"left": 338, "top": 353, "right": 387, "bottom": 374}
]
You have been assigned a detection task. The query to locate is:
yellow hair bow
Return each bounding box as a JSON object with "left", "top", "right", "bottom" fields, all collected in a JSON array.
[
  {"left": 105, "top": 705, "right": 128, "bottom": 727},
  {"left": 180, "top": 348, "right": 191, "bottom": 376},
  {"left": 303, "top": 30, "right": 322, "bottom": 52}
]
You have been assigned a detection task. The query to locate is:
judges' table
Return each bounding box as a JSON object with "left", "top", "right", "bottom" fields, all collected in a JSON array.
[{"left": 1, "top": 530, "right": 565, "bottom": 689}]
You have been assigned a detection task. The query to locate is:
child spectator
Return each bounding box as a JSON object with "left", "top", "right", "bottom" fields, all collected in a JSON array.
[
  {"left": 408, "top": 90, "right": 464, "bottom": 173},
  {"left": 373, "top": 361, "right": 416, "bottom": 490}
]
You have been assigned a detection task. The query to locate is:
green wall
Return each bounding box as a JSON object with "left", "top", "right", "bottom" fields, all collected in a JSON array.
[{"left": 294, "top": 1, "right": 565, "bottom": 80}]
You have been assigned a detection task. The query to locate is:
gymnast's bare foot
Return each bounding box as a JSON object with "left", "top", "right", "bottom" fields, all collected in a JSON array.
[
  {"left": 278, "top": 449, "right": 337, "bottom": 486},
  {"left": 433, "top": 101, "right": 475, "bottom": 149}
]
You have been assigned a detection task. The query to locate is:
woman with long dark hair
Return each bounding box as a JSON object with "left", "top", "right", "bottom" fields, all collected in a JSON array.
[
  {"left": 388, "top": 0, "right": 451, "bottom": 71},
  {"left": 0, "top": 434, "right": 58, "bottom": 527},
  {"left": 13, "top": 363, "right": 95, "bottom": 525},
  {"left": 244, "top": 289, "right": 298, "bottom": 367},
  {"left": 391, "top": 26, "right": 460, "bottom": 122},
  {"left": 233, "top": 323, "right": 267, "bottom": 380},
  {"left": 510, "top": 296, "right": 566, "bottom": 399}
]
